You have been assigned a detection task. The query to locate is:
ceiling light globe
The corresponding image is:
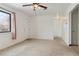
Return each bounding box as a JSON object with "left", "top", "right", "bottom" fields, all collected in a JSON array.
[{"left": 34, "top": 4, "right": 38, "bottom": 8}]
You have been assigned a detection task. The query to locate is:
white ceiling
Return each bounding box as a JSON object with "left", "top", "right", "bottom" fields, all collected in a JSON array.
[{"left": 2, "top": 3, "right": 72, "bottom": 16}]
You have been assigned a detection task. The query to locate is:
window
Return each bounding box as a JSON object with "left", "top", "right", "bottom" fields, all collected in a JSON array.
[{"left": 0, "top": 10, "right": 11, "bottom": 33}]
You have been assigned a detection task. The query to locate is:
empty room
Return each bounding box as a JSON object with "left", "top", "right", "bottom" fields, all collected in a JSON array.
[{"left": 0, "top": 3, "right": 79, "bottom": 56}]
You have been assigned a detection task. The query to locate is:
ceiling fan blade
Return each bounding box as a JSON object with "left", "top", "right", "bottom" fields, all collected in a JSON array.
[
  {"left": 38, "top": 4, "right": 47, "bottom": 9},
  {"left": 22, "top": 4, "right": 32, "bottom": 7}
]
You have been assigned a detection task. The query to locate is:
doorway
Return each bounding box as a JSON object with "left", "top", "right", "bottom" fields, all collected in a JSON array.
[{"left": 70, "top": 5, "right": 79, "bottom": 46}]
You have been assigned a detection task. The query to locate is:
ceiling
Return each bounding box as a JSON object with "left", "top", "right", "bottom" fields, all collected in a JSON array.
[{"left": 2, "top": 3, "right": 72, "bottom": 16}]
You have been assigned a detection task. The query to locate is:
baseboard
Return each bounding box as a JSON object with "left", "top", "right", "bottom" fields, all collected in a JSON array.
[{"left": 29, "top": 37, "right": 54, "bottom": 40}]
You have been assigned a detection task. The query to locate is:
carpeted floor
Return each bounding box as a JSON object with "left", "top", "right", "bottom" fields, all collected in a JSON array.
[{"left": 0, "top": 39, "right": 79, "bottom": 56}]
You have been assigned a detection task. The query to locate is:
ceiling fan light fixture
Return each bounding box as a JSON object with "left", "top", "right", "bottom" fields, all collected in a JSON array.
[
  {"left": 33, "top": 4, "right": 38, "bottom": 8},
  {"left": 22, "top": 3, "right": 47, "bottom": 11}
]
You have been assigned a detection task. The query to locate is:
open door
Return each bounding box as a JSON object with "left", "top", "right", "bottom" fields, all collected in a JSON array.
[{"left": 71, "top": 7, "right": 78, "bottom": 45}]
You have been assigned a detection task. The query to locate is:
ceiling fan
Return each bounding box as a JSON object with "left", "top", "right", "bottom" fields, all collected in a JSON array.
[{"left": 22, "top": 3, "right": 47, "bottom": 11}]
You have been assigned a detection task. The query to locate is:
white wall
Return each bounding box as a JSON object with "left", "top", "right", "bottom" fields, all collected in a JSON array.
[
  {"left": 0, "top": 4, "right": 30, "bottom": 49},
  {"left": 29, "top": 14, "right": 63, "bottom": 40}
]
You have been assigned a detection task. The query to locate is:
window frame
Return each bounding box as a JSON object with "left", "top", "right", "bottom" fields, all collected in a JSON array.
[{"left": 0, "top": 10, "right": 11, "bottom": 33}]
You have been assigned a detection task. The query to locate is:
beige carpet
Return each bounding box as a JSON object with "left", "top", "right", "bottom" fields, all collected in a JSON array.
[{"left": 0, "top": 39, "right": 79, "bottom": 56}]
